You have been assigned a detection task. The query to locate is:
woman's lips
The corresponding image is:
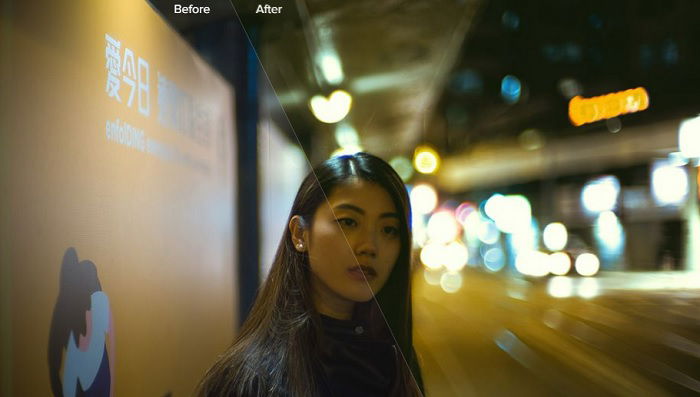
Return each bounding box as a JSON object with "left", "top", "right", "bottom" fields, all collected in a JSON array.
[{"left": 347, "top": 265, "right": 377, "bottom": 281}]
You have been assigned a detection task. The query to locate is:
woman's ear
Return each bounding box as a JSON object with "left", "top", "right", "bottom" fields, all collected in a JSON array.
[{"left": 289, "top": 215, "right": 309, "bottom": 252}]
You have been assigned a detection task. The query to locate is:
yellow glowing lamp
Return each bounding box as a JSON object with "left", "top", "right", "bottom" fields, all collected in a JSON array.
[
  {"left": 413, "top": 145, "right": 440, "bottom": 174},
  {"left": 569, "top": 87, "right": 649, "bottom": 127}
]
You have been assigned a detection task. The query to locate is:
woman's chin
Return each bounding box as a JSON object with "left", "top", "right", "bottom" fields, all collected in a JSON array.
[{"left": 341, "top": 285, "right": 375, "bottom": 303}]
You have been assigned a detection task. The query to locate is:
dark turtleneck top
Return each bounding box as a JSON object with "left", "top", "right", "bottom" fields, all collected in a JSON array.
[{"left": 317, "top": 314, "right": 399, "bottom": 397}]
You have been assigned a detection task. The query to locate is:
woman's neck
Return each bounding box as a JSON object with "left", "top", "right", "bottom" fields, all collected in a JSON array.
[{"left": 311, "top": 275, "right": 355, "bottom": 320}]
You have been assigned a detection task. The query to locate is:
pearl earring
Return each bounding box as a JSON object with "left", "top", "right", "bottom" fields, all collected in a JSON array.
[{"left": 296, "top": 242, "right": 304, "bottom": 250}]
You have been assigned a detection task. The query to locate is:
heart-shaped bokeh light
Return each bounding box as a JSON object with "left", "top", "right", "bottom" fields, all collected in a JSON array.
[{"left": 309, "top": 89, "right": 352, "bottom": 123}]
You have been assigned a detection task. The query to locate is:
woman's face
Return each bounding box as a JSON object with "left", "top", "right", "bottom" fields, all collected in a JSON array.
[{"left": 296, "top": 179, "right": 402, "bottom": 312}]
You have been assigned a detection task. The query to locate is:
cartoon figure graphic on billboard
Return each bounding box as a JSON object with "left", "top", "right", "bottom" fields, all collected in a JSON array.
[{"left": 48, "top": 248, "right": 115, "bottom": 396}]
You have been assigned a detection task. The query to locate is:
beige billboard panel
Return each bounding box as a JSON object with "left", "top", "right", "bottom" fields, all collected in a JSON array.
[{"left": 0, "top": 0, "right": 237, "bottom": 395}]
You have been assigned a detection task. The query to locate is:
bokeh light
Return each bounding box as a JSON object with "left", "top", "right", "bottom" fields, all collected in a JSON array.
[
  {"left": 318, "top": 52, "right": 344, "bottom": 85},
  {"left": 501, "top": 10, "right": 520, "bottom": 31},
  {"left": 577, "top": 277, "right": 600, "bottom": 299},
  {"left": 330, "top": 145, "right": 363, "bottom": 158},
  {"left": 484, "top": 194, "right": 506, "bottom": 221},
  {"left": 652, "top": 160, "right": 688, "bottom": 206},
  {"left": 558, "top": 77, "right": 582, "bottom": 98},
  {"left": 443, "top": 241, "right": 469, "bottom": 272},
  {"left": 518, "top": 129, "right": 545, "bottom": 151},
  {"left": 510, "top": 220, "right": 538, "bottom": 253},
  {"left": 423, "top": 268, "right": 443, "bottom": 286},
  {"left": 581, "top": 175, "right": 620, "bottom": 213},
  {"left": 515, "top": 250, "right": 549, "bottom": 277},
  {"left": 606, "top": 117, "right": 622, "bottom": 133},
  {"left": 412, "top": 212, "right": 428, "bottom": 247},
  {"left": 334, "top": 123, "right": 359, "bottom": 147},
  {"left": 485, "top": 194, "right": 532, "bottom": 234},
  {"left": 427, "top": 211, "right": 460, "bottom": 244},
  {"left": 595, "top": 211, "right": 623, "bottom": 247},
  {"left": 309, "top": 89, "right": 352, "bottom": 123},
  {"left": 547, "top": 276, "right": 574, "bottom": 298},
  {"left": 420, "top": 242, "right": 444, "bottom": 270},
  {"left": 463, "top": 211, "right": 482, "bottom": 245},
  {"left": 410, "top": 184, "right": 438, "bottom": 215},
  {"left": 483, "top": 247, "right": 506, "bottom": 272},
  {"left": 679, "top": 115, "right": 700, "bottom": 158},
  {"left": 389, "top": 156, "right": 414, "bottom": 182},
  {"left": 543, "top": 222, "right": 568, "bottom": 251},
  {"left": 548, "top": 252, "right": 572, "bottom": 276},
  {"left": 477, "top": 219, "right": 500, "bottom": 244},
  {"left": 575, "top": 253, "right": 600, "bottom": 277},
  {"left": 594, "top": 211, "right": 625, "bottom": 268},
  {"left": 569, "top": 87, "right": 648, "bottom": 127},
  {"left": 501, "top": 75, "right": 522, "bottom": 104},
  {"left": 454, "top": 202, "right": 477, "bottom": 225},
  {"left": 413, "top": 145, "right": 441, "bottom": 174},
  {"left": 440, "top": 271, "right": 463, "bottom": 293}
]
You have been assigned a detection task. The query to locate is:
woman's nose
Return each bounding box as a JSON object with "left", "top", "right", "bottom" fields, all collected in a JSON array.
[{"left": 355, "top": 230, "right": 378, "bottom": 258}]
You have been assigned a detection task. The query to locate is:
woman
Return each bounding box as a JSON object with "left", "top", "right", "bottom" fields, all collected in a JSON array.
[{"left": 197, "top": 152, "right": 424, "bottom": 396}]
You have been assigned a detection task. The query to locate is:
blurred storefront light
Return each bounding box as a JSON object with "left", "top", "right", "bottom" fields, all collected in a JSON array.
[
  {"left": 543, "top": 222, "right": 568, "bottom": 251},
  {"left": 581, "top": 175, "right": 620, "bottom": 213},
  {"left": 679, "top": 115, "right": 700, "bottom": 159},
  {"left": 427, "top": 211, "right": 460, "bottom": 244},
  {"left": 413, "top": 145, "right": 440, "bottom": 174},
  {"left": 652, "top": 160, "right": 688, "bottom": 206},
  {"left": 309, "top": 89, "right": 352, "bottom": 123},
  {"left": 548, "top": 252, "right": 572, "bottom": 276},
  {"left": 568, "top": 87, "right": 649, "bottom": 127},
  {"left": 410, "top": 183, "right": 438, "bottom": 215},
  {"left": 575, "top": 253, "right": 600, "bottom": 277}
]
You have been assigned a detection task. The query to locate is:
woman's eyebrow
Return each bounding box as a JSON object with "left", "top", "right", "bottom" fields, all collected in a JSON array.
[
  {"left": 333, "top": 203, "right": 398, "bottom": 218},
  {"left": 333, "top": 203, "right": 365, "bottom": 214}
]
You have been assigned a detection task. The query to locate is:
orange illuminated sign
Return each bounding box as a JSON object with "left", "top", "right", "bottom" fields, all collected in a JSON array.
[{"left": 568, "top": 87, "right": 649, "bottom": 126}]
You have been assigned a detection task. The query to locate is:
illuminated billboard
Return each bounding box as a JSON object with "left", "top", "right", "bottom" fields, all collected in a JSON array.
[
  {"left": 1, "top": 0, "right": 237, "bottom": 395},
  {"left": 569, "top": 87, "right": 649, "bottom": 126}
]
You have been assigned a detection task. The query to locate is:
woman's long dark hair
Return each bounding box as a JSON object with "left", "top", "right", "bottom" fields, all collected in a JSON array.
[{"left": 197, "top": 152, "right": 424, "bottom": 396}]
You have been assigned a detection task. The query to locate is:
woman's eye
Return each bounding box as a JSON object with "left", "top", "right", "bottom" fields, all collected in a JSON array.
[
  {"left": 383, "top": 226, "right": 399, "bottom": 237},
  {"left": 337, "top": 218, "right": 357, "bottom": 227}
]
